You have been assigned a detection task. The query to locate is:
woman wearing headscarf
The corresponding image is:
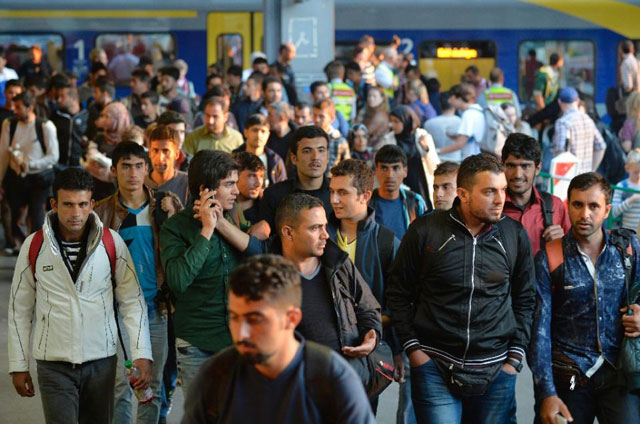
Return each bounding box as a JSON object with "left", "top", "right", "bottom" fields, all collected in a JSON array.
[
  {"left": 83, "top": 101, "right": 131, "bottom": 200},
  {"left": 382, "top": 105, "right": 440, "bottom": 208}
]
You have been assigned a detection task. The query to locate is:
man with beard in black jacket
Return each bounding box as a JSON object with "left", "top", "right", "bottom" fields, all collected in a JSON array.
[{"left": 386, "top": 153, "right": 536, "bottom": 424}]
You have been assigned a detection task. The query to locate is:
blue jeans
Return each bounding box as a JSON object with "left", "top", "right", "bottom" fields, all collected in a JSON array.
[
  {"left": 411, "top": 360, "right": 516, "bottom": 424},
  {"left": 555, "top": 362, "right": 640, "bottom": 424},
  {"left": 175, "top": 339, "right": 215, "bottom": 400},
  {"left": 113, "top": 309, "right": 168, "bottom": 424},
  {"left": 397, "top": 353, "right": 417, "bottom": 424}
]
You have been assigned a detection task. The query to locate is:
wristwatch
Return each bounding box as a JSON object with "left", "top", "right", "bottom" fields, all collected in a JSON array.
[{"left": 505, "top": 358, "right": 523, "bottom": 372}]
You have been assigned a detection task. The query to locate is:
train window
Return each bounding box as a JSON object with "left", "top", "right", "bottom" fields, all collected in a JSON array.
[
  {"left": 95, "top": 33, "right": 176, "bottom": 86},
  {"left": 418, "top": 41, "right": 496, "bottom": 92},
  {"left": 518, "top": 40, "right": 595, "bottom": 102},
  {"left": 0, "top": 33, "right": 64, "bottom": 76},
  {"left": 216, "top": 34, "right": 243, "bottom": 70}
]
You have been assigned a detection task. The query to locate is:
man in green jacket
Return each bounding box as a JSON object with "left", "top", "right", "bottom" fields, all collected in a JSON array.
[{"left": 159, "top": 149, "right": 243, "bottom": 398}]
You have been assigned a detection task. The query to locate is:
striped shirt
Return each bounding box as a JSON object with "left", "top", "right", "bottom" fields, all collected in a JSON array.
[
  {"left": 552, "top": 107, "right": 606, "bottom": 175},
  {"left": 612, "top": 179, "right": 640, "bottom": 231},
  {"left": 60, "top": 239, "right": 82, "bottom": 280}
]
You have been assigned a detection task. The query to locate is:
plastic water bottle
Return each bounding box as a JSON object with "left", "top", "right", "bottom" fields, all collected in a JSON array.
[{"left": 124, "top": 360, "right": 153, "bottom": 404}]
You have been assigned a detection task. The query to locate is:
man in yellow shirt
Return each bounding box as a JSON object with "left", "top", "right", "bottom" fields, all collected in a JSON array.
[{"left": 184, "top": 98, "right": 243, "bottom": 154}]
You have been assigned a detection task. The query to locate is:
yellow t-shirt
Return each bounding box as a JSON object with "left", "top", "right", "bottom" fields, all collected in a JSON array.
[{"left": 336, "top": 230, "right": 357, "bottom": 263}]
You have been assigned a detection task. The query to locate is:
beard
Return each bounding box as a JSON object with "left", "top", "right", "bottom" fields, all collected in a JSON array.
[
  {"left": 469, "top": 203, "right": 503, "bottom": 224},
  {"left": 236, "top": 341, "right": 274, "bottom": 364}
]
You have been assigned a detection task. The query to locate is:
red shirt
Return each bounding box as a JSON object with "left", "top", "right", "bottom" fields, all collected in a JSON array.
[{"left": 503, "top": 188, "right": 571, "bottom": 256}]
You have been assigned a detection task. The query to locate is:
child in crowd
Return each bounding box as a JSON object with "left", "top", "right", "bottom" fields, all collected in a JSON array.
[{"left": 612, "top": 148, "right": 640, "bottom": 230}]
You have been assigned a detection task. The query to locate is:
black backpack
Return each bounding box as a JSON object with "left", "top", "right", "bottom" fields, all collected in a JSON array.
[
  {"left": 202, "top": 342, "right": 336, "bottom": 423},
  {"left": 9, "top": 117, "right": 46, "bottom": 153}
]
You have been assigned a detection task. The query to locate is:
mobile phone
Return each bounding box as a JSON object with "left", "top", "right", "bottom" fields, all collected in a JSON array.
[{"left": 555, "top": 414, "right": 568, "bottom": 424}]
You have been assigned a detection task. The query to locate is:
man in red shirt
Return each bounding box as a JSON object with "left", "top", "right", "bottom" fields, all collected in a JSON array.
[{"left": 502, "top": 133, "right": 570, "bottom": 255}]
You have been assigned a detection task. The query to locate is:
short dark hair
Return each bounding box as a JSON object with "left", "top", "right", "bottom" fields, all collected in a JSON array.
[
  {"left": 465, "top": 65, "right": 479, "bottom": 75},
  {"left": 138, "top": 55, "right": 153, "bottom": 67},
  {"left": 426, "top": 77, "right": 441, "bottom": 94},
  {"left": 159, "top": 65, "right": 180, "bottom": 81},
  {"left": 457, "top": 153, "right": 505, "bottom": 191},
  {"left": 245, "top": 113, "right": 268, "bottom": 129},
  {"left": 568, "top": 172, "right": 612, "bottom": 204},
  {"left": 331, "top": 159, "right": 374, "bottom": 194},
  {"left": 439, "top": 91, "right": 454, "bottom": 111},
  {"left": 313, "top": 98, "right": 335, "bottom": 112},
  {"left": 549, "top": 53, "right": 561, "bottom": 66},
  {"left": 5, "top": 79, "right": 22, "bottom": 91},
  {"left": 13, "top": 92, "right": 35, "bottom": 108},
  {"left": 325, "top": 61, "right": 344, "bottom": 80},
  {"left": 289, "top": 125, "right": 329, "bottom": 156},
  {"left": 501, "top": 133, "right": 542, "bottom": 166},
  {"left": 275, "top": 193, "right": 324, "bottom": 236},
  {"left": 227, "top": 65, "right": 243, "bottom": 77},
  {"left": 188, "top": 150, "right": 239, "bottom": 199},
  {"left": 233, "top": 151, "right": 266, "bottom": 173},
  {"left": 131, "top": 68, "right": 151, "bottom": 83},
  {"left": 252, "top": 57, "right": 268, "bottom": 67},
  {"left": 89, "top": 61, "right": 107, "bottom": 75},
  {"left": 310, "top": 80, "right": 328, "bottom": 96},
  {"left": 262, "top": 76, "right": 282, "bottom": 93},
  {"left": 345, "top": 61, "right": 361, "bottom": 73},
  {"left": 48, "top": 74, "right": 70, "bottom": 90},
  {"left": 141, "top": 90, "right": 159, "bottom": 105},
  {"left": 203, "top": 97, "right": 226, "bottom": 111},
  {"left": 229, "top": 254, "right": 302, "bottom": 307},
  {"left": 374, "top": 144, "right": 408, "bottom": 167},
  {"left": 148, "top": 124, "right": 179, "bottom": 146},
  {"left": 295, "top": 101, "right": 311, "bottom": 111},
  {"left": 25, "top": 75, "right": 46, "bottom": 90},
  {"left": 434, "top": 161, "right": 460, "bottom": 177},
  {"left": 53, "top": 167, "right": 94, "bottom": 200},
  {"left": 622, "top": 40, "right": 634, "bottom": 54},
  {"left": 156, "top": 110, "right": 185, "bottom": 126},
  {"left": 248, "top": 71, "right": 265, "bottom": 86},
  {"left": 95, "top": 77, "right": 115, "bottom": 98},
  {"left": 449, "top": 83, "right": 475, "bottom": 103},
  {"left": 111, "top": 141, "right": 148, "bottom": 168}
]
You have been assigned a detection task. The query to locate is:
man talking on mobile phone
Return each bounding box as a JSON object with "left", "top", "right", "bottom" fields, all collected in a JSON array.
[{"left": 159, "top": 150, "right": 247, "bottom": 399}]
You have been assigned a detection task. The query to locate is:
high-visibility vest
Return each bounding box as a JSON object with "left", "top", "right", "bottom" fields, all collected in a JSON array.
[
  {"left": 330, "top": 81, "right": 356, "bottom": 120},
  {"left": 484, "top": 85, "right": 515, "bottom": 106}
]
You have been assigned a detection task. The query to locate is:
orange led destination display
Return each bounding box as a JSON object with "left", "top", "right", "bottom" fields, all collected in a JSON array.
[{"left": 436, "top": 47, "right": 479, "bottom": 59}]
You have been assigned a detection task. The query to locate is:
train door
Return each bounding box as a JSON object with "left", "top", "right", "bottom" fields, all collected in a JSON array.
[
  {"left": 418, "top": 40, "right": 496, "bottom": 92},
  {"left": 207, "top": 12, "right": 263, "bottom": 72}
]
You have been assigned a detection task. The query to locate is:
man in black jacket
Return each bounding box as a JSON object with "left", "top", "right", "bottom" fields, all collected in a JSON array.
[
  {"left": 211, "top": 193, "right": 383, "bottom": 392},
  {"left": 386, "top": 153, "right": 536, "bottom": 423},
  {"left": 51, "top": 83, "right": 88, "bottom": 170}
]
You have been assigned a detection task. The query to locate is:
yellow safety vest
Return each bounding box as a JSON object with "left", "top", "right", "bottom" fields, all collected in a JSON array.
[
  {"left": 330, "top": 81, "right": 356, "bottom": 120},
  {"left": 484, "top": 85, "right": 515, "bottom": 105}
]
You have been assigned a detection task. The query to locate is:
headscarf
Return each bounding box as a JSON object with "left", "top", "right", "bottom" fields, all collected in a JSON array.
[
  {"left": 102, "top": 102, "right": 131, "bottom": 145},
  {"left": 390, "top": 105, "right": 419, "bottom": 157}
]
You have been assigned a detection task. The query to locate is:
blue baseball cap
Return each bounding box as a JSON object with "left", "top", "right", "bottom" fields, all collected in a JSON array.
[{"left": 558, "top": 87, "right": 579, "bottom": 103}]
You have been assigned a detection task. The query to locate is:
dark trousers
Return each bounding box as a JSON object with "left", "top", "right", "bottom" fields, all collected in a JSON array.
[
  {"left": 5, "top": 168, "right": 52, "bottom": 241},
  {"left": 555, "top": 362, "right": 640, "bottom": 424},
  {"left": 36, "top": 355, "right": 117, "bottom": 424}
]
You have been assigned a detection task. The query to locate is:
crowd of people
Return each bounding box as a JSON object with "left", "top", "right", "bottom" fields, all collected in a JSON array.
[{"left": 3, "top": 34, "right": 640, "bottom": 424}]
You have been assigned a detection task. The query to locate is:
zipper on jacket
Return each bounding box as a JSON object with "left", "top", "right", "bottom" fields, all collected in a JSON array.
[
  {"left": 462, "top": 236, "right": 478, "bottom": 367},
  {"left": 438, "top": 234, "right": 456, "bottom": 251},
  {"left": 493, "top": 236, "right": 507, "bottom": 256}
]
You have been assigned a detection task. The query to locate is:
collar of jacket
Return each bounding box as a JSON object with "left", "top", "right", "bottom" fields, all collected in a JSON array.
[
  {"left": 111, "top": 185, "right": 156, "bottom": 221},
  {"left": 291, "top": 174, "right": 330, "bottom": 192},
  {"left": 327, "top": 206, "right": 378, "bottom": 235},
  {"left": 563, "top": 227, "right": 610, "bottom": 255},
  {"left": 43, "top": 210, "right": 103, "bottom": 256},
  {"left": 269, "top": 236, "right": 348, "bottom": 274},
  {"left": 448, "top": 197, "right": 501, "bottom": 237}
]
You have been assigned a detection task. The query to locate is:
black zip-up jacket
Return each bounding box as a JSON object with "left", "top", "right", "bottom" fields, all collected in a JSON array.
[
  {"left": 386, "top": 206, "right": 536, "bottom": 367},
  {"left": 246, "top": 237, "right": 383, "bottom": 348},
  {"left": 51, "top": 108, "right": 88, "bottom": 167}
]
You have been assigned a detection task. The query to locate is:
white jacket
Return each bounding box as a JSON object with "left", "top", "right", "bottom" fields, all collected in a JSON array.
[{"left": 8, "top": 212, "right": 152, "bottom": 373}]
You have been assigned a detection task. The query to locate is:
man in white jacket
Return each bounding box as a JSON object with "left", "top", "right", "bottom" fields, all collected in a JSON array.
[{"left": 8, "top": 167, "right": 153, "bottom": 424}]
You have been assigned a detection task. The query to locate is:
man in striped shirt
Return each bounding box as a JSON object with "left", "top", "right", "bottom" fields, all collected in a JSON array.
[{"left": 552, "top": 87, "right": 606, "bottom": 175}]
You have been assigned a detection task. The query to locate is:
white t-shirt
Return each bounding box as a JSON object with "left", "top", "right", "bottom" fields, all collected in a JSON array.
[{"left": 456, "top": 104, "right": 485, "bottom": 159}]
